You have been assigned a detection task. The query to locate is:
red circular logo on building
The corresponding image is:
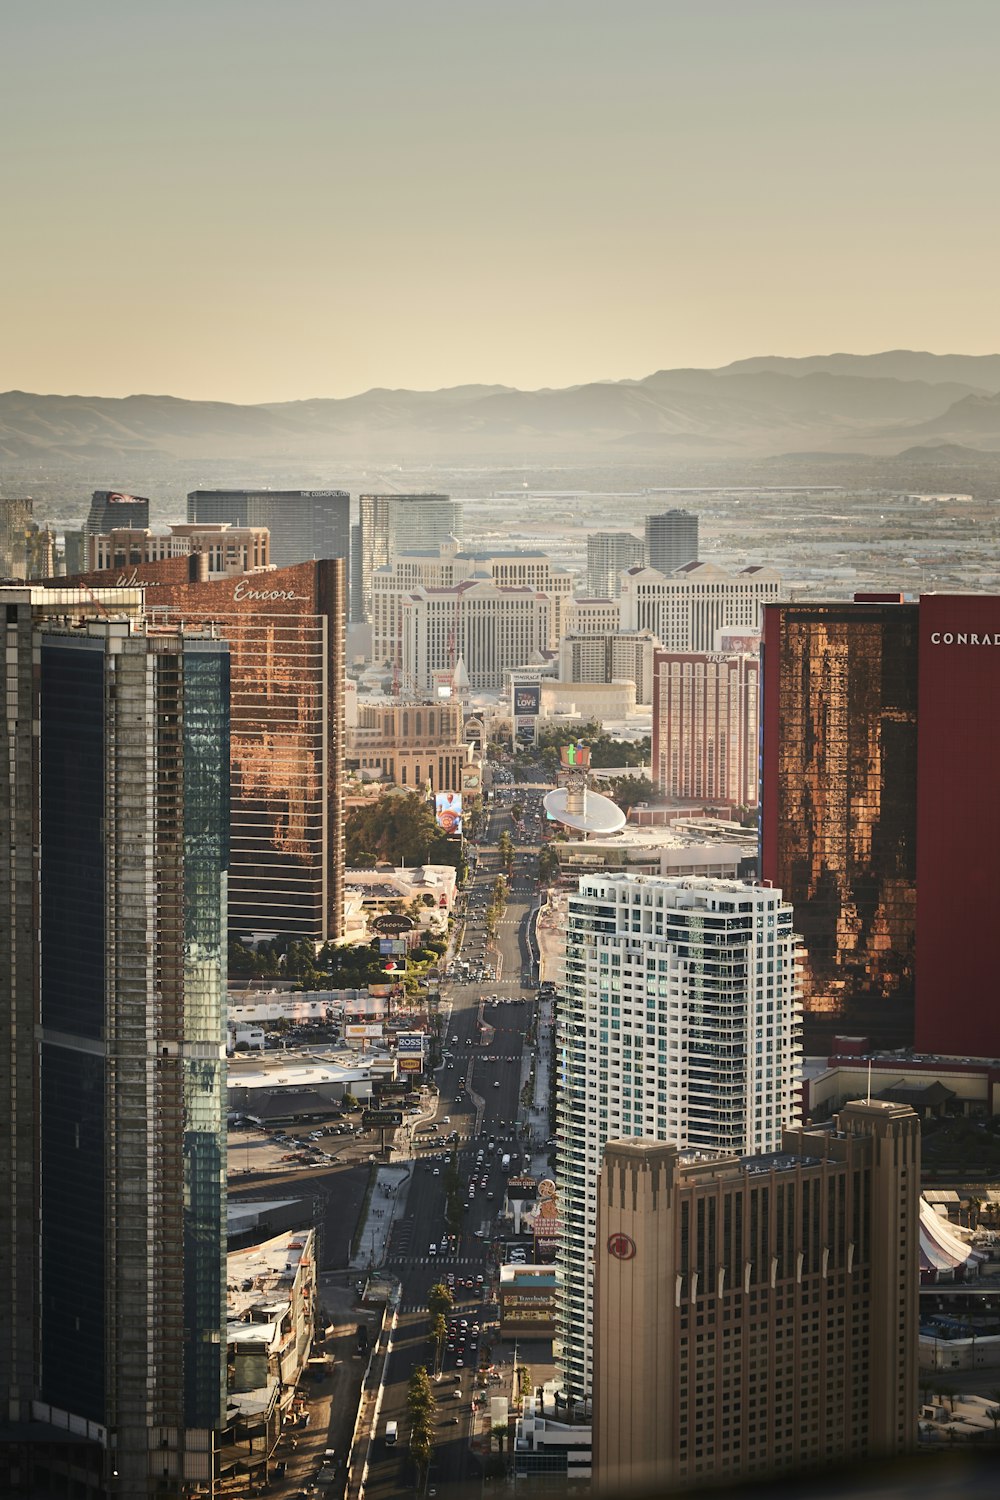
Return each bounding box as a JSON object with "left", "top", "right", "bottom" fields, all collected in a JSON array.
[{"left": 607, "top": 1232, "right": 636, "bottom": 1261}]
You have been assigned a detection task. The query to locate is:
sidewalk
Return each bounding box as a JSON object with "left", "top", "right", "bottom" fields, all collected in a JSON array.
[{"left": 350, "top": 1162, "right": 412, "bottom": 1271}]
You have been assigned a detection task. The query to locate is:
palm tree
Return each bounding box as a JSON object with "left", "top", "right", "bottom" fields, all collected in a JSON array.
[
  {"left": 429, "top": 1311, "right": 448, "bottom": 1371},
  {"left": 427, "top": 1281, "right": 453, "bottom": 1319},
  {"left": 490, "top": 1421, "right": 508, "bottom": 1454}
]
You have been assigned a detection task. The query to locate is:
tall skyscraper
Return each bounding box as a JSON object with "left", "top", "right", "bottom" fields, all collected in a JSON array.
[
  {"left": 644, "top": 508, "right": 698, "bottom": 575},
  {"left": 358, "top": 493, "right": 463, "bottom": 618},
  {"left": 555, "top": 874, "right": 802, "bottom": 1398},
  {"left": 187, "top": 487, "right": 350, "bottom": 572},
  {"left": 54, "top": 555, "right": 347, "bottom": 944},
  {"left": 652, "top": 649, "right": 760, "bottom": 807},
  {"left": 586, "top": 531, "right": 645, "bottom": 598},
  {"left": 0, "top": 588, "right": 230, "bottom": 1499},
  {"left": 594, "top": 1100, "right": 920, "bottom": 1492},
  {"left": 620, "top": 561, "right": 780, "bottom": 650},
  {"left": 83, "top": 488, "right": 150, "bottom": 535},
  {"left": 760, "top": 600, "right": 918, "bottom": 1052},
  {"left": 761, "top": 594, "right": 1000, "bottom": 1060},
  {"left": 1, "top": 497, "right": 35, "bottom": 578}
]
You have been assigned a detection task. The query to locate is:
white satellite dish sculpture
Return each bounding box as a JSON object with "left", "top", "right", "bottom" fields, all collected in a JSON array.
[{"left": 542, "top": 741, "right": 626, "bottom": 837}]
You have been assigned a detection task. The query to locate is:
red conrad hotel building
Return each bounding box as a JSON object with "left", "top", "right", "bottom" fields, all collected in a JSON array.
[{"left": 761, "top": 593, "right": 1000, "bottom": 1062}]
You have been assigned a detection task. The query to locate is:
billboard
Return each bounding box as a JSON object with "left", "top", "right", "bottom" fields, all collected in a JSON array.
[
  {"left": 379, "top": 938, "right": 407, "bottom": 956},
  {"left": 398, "top": 1056, "right": 422, "bottom": 1073},
  {"left": 513, "top": 684, "right": 541, "bottom": 716},
  {"left": 515, "top": 716, "right": 536, "bottom": 743},
  {"left": 362, "top": 1109, "right": 404, "bottom": 1129},
  {"left": 524, "top": 1178, "right": 562, "bottom": 1240},
  {"left": 716, "top": 629, "right": 761, "bottom": 654},
  {"left": 396, "top": 1033, "right": 425, "bottom": 1057},
  {"left": 559, "top": 742, "right": 590, "bottom": 770},
  {"left": 434, "top": 790, "right": 463, "bottom": 836},
  {"left": 506, "top": 1177, "right": 537, "bottom": 1202},
  {"left": 461, "top": 767, "right": 482, "bottom": 794},
  {"left": 345, "top": 1023, "right": 384, "bottom": 1040},
  {"left": 381, "top": 956, "right": 406, "bottom": 974}
]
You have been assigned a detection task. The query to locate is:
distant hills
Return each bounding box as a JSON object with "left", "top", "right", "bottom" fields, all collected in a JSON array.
[{"left": 4, "top": 352, "right": 1000, "bottom": 466}]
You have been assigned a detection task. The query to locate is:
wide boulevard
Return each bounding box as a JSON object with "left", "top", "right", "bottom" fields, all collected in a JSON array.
[{"left": 363, "top": 785, "right": 546, "bottom": 1500}]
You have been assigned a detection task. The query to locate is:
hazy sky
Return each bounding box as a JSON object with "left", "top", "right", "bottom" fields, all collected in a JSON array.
[{"left": 3, "top": 0, "right": 1000, "bottom": 403}]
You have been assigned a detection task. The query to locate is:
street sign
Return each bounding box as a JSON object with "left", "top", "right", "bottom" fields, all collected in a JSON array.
[{"left": 362, "top": 1109, "right": 404, "bottom": 1130}]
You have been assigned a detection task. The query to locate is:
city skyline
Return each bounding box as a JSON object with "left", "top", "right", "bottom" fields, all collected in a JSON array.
[{"left": 4, "top": 2, "right": 1000, "bottom": 402}]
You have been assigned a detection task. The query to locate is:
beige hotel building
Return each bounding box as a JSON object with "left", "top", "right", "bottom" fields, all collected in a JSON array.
[{"left": 593, "top": 1100, "right": 919, "bottom": 1493}]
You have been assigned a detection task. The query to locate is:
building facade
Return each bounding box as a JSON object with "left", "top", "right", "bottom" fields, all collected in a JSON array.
[
  {"left": 763, "top": 594, "right": 1000, "bottom": 1061},
  {"left": 0, "top": 589, "right": 230, "bottom": 1500},
  {"left": 348, "top": 699, "right": 478, "bottom": 791},
  {"left": 760, "top": 600, "right": 919, "bottom": 1052},
  {"left": 644, "top": 508, "right": 698, "bottom": 576},
  {"left": 555, "top": 875, "right": 802, "bottom": 1398},
  {"left": 52, "top": 556, "right": 347, "bottom": 944},
  {"left": 87, "top": 522, "right": 270, "bottom": 576},
  {"left": 620, "top": 562, "right": 780, "bottom": 652},
  {"left": 83, "top": 488, "right": 150, "bottom": 535},
  {"left": 594, "top": 1102, "right": 920, "bottom": 1492},
  {"left": 1, "top": 497, "right": 35, "bottom": 578},
  {"left": 372, "top": 543, "right": 570, "bottom": 663},
  {"left": 187, "top": 488, "right": 350, "bottom": 573},
  {"left": 652, "top": 649, "right": 760, "bottom": 807},
  {"left": 358, "top": 494, "right": 463, "bottom": 618},
  {"left": 586, "top": 532, "right": 645, "bottom": 599},
  {"left": 558, "top": 630, "right": 659, "bottom": 705},
  {"left": 400, "top": 579, "right": 550, "bottom": 692},
  {"left": 562, "top": 597, "right": 621, "bottom": 637}
]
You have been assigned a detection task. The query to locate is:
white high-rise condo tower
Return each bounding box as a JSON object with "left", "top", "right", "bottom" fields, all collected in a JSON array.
[{"left": 554, "top": 874, "right": 802, "bottom": 1399}]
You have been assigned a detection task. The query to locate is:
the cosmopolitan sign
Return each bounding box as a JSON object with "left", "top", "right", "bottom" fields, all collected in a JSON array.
[
  {"left": 233, "top": 579, "right": 308, "bottom": 603},
  {"left": 929, "top": 631, "right": 1000, "bottom": 645}
]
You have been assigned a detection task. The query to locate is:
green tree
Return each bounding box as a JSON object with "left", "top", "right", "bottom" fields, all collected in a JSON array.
[
  {"left": 429, "top": 1311, "right": 448, "bottom": 1364},
  {"left": 345, "top": 789, "right": 464, "bottom": 870},
  {"left": 407, "top": 1364, "right": 434, "bottom": 1424},
  {"left": 603, "top": 774, "right": 655, "bottom": 812},
  {"left": 538, "top": 847, "right": 560, "bottom": 884},
  {"left": 490, "top": 1421, "right": 508, "bottom": 1452}
]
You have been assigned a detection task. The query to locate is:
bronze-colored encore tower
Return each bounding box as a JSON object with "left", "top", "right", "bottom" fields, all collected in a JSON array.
[{"left": 594, "top": 1100, "right": 919, "bottom": 1494}]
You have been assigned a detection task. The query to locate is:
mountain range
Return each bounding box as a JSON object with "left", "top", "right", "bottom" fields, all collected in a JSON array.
[{"left": 4, "top": 351, "right": 1000, "bottom": 466}]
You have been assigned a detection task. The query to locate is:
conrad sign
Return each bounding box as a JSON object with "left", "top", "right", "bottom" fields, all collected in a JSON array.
[{"left": 928, "top": 631, "right": 1000, "bottom": 645}]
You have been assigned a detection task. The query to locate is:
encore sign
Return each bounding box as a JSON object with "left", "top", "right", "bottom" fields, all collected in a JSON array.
[{"left": 233, "top": 580, "right": 308, "bottom": 603}]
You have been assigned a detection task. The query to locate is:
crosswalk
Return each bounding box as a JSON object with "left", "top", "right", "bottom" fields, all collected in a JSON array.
[{"left": 386, "top": 1255, "right": 485, "bottom": 1267}]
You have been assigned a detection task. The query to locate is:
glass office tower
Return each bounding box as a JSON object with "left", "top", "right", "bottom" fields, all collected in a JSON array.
[{"left": 0, "top": 591, "right": 229, "bottom": 1499}]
